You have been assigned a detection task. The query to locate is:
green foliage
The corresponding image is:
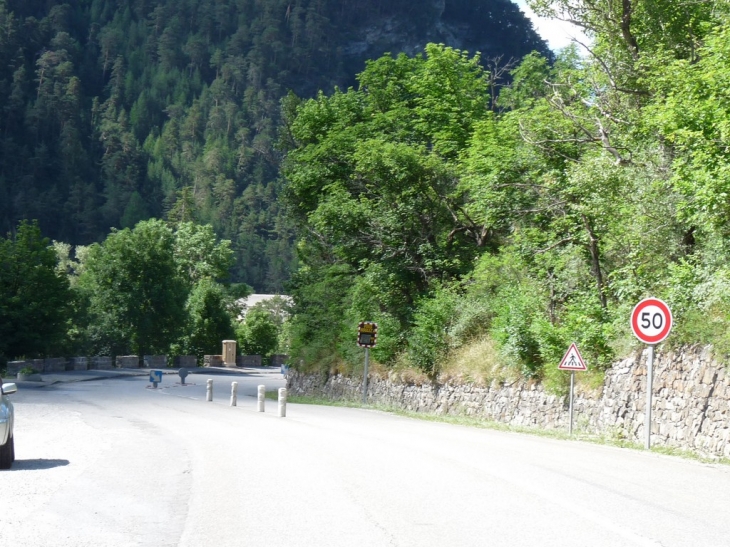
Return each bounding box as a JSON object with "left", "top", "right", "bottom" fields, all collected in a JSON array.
[
  {"left": 236, "top": 307, "right": 279, "bottom": 360},
  {"left": 407, "top": 287, "right": 459, "bottom": 375},
  {"left": 284, "top": 3, "right": 730, "bottom": 381},
  {"left": 179, "top": 278, "right": 236, "bottom": 359},
  {"left": 0, "top": 0, "right": 546, "bottom": 293},
  {"left": 173, "top": 222, "right": 233, "bottom": 284},
  {"left": 78, "top": 219, "right": 188, "bottom": 356},
  {"left": 287, "top": 261, "right": 355, "bottom": 371},
  {"left": 0, "top": 221, "right": 73, "bottom": 360}
]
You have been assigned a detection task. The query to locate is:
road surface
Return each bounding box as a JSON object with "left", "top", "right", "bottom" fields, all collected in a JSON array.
[{"left": 1, "top": 369, "right": 729, "bottom": 547}]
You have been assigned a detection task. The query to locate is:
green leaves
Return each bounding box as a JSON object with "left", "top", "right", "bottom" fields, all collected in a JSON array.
[
  {"left": 77, "top": 219, "right": 235, "bottom": 357},
  {"left": 0, "top": 221, "right": 73, "bottom": 361}
]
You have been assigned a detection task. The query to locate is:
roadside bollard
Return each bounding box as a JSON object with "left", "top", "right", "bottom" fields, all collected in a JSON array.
[
  {"left": 257, "top": 385, "right": 265, "bottom": 412},
  {"left": 278, "top": 387, "right": 287, "bottom": 418},
  {"left": 207, "top": 379, "right": 213, "bottom": 402},
  {"left": 230, "top": 381, "right": 238, "bottom": 406}
]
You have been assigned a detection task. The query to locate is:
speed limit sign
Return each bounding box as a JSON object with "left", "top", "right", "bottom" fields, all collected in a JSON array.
[{"left": 631, "top": 297, "right": 673, "bottom": 344}]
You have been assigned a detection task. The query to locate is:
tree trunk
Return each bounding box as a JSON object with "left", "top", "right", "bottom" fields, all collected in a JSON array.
[{"left": 582, "top": 214, "right": 607, "bottom": 309}]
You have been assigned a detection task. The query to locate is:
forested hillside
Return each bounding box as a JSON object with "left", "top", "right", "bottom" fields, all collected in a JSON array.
[
  {"left": 282, "top": 1, "right": 730, "bottom": 389},
  {"left": 0, "top": 0, "right": 547, "bottom": 292}
]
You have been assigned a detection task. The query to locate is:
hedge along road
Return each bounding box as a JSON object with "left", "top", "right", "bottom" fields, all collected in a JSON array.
[{"left": 2, "top": 370, "right": 730, "bottom": 547}]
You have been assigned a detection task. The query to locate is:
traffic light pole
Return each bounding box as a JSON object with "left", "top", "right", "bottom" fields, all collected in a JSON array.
[{"left": 362, "top": 347, "right": 369, "bottom": 404}]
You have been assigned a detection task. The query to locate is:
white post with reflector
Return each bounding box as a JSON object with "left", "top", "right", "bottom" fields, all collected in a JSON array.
[
  {"left": 278, "top": 387, "right": 287, "bottom": 417},
  {"left": 558, "top": 342, "right": 587, "bottom": 435},
  {"left": 631, "top": 297, "right": 673, "bottom": 449},
  {"left": 257, "top": 385, "right": 265, "bottom": 412}
]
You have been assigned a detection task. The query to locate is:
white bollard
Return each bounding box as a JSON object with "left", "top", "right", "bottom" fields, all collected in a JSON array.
[
  {"left": 230, "top": 381, "right": 238, "bottom": 406},
  {"left": 206, "top": 379, "right": 213, "bottom": 402},
  {"left": 257, "top": 384, "right": 265, "bottom": 412},
  {"left": 278, "top": 387, "right": 287, "bottom": 418}
]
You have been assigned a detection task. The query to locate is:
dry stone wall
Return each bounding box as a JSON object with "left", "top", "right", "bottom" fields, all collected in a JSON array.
[{"left": 287, "top": 345, "right": 730, "bottom": 458}]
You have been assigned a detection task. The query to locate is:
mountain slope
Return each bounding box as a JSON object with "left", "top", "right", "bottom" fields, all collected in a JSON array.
[{"left": 0, "top": 0, "right": 548, "bottom": 290}]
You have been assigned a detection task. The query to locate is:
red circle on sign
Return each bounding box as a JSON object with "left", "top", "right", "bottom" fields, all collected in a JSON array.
[{"left": 631, "top": 298, "right": 672, "bottom": 344}]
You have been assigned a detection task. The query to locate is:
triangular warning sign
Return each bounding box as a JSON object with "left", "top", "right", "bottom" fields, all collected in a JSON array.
[{"left": 558, "top": 343, "right": 587, "bottom": 371}]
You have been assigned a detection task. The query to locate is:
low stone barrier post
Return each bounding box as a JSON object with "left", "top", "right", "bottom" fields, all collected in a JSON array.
[
  {"left": 206, "top": 379, "right": 213, "bottom": 402},
  {"left": 257, "top": 385, "right": 265, "bottom": 412},
  {"left": 278, "top": 388, "right": 287, "bottom": 417},
  {"left": 230, "top": 382, "right": 238, "bottom": 406}
]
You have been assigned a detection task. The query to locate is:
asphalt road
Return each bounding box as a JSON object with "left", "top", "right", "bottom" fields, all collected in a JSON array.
[{"left": 2, "top": 370, "right": 730, "bottom": 547}]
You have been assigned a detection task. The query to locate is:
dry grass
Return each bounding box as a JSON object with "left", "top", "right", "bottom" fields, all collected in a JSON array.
[{"left": 438, "top": 337, "right": 517, "bottom": 386}]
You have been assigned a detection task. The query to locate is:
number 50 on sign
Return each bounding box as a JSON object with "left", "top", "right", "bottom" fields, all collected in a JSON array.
[{"left": 631, "top": 298, "right": 673, "bottom": 344}]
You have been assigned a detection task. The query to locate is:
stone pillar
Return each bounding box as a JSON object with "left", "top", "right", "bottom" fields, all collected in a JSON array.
[{"left": 222, "top": 340, "right": 237, "bottom": 368}]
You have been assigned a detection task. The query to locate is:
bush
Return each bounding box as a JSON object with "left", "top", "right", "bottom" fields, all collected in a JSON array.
[
  {"left": 407, "top": 287, "right": 458, "bottom": 375},
  {"left": 237, "top": 308, "right": 280, "bottom": 361}
]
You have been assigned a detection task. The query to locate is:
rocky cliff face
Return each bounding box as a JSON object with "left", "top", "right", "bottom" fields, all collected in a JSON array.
[
  {"left": 307, "top": 0, "right": 551, "bottom": 94},
  {"left": 343, "top": 0, "right": 547, "bottom": 60}
]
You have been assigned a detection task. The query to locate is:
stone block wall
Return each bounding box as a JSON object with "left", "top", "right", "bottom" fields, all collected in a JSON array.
[
  {"left": 6, "top": 361, "right": 27, "bottom": 375},
  {"left": 7, "top": 358, "right": 68, "bottom": 374},
  {"left": 204, "top": 355, "right": 223, "bottom": 367},
  {"left": 271, "top": 354, "right": 289, "bottom": 367},
  {"left": 44, "top": 358, "right": 67, "bottom": 372},
  {"left": 116, "top": 355, "right": 139, "bottom": 368},
  {"left": 287, "top": 345, "right": 730, "bottom": 459},
  {"left": 70, "top": 357, "right": 88, "bottom": 371},
  {"left": 90, "top": 356, "right": 113, "bottom": 370},
  {"left": 236, "top": 355, "right": 262, "bottom": 367},
  {"left": 173, "top": 355, "right": 197, "bottom": 368},
  {"left": 143, "top": 355, "right": 167, "bottom": 368}
]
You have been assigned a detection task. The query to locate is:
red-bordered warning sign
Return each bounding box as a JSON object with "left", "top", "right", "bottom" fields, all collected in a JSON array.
[
  {"left": 558, "top": 343, "right": 587, "bottom": 371},
  {"left": 630, "top": 297, "right": 672, "bottom": 345}
]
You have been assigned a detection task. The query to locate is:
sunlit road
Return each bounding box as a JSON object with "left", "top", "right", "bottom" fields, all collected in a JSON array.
[{"left": 2, "top": 369, "right": 730, "bottom": 547}]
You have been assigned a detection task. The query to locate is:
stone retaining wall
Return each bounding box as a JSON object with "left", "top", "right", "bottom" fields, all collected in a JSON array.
[
  {"left": 143, "top": 355, "right": 167, "bottom": 368},
  {"left": 4, "top": 355, "right": 198, "bottom": 374},
  {"left": 116, "top": 355, "right": 139, "bottom": 368},
  {"left": 70, "top": 357, "right": 88, "bottom": 371},
  {"left": 173, "top": 355, "right": 197, "bottom": 368},
  {"left": 271, "top": 354, "right": 289, "bottom": 367},
  {"left": 237, "top": 355, "right": 262, "bottom": 367},
  {"left": 288, "top": 345, "right": 730, "bottom": 458},
  {"left": 90, "top": 356, "right": 113, "bottom": 370},
  {"left": 204, "top": 355, "right": 223, "bottom": 367}
]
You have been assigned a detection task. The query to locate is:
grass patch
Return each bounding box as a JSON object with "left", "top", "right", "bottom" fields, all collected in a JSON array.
[
  {"left": 438, "top": 336, "right": 514, "bottom": 386},
  {"left": 285, "top": 394, "right": 730, "bottom": 465}
]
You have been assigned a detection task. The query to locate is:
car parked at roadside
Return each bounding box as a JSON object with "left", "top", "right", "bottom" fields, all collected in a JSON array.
[{"left": 0, "top": 376, "right": 17, "bottom": 469}]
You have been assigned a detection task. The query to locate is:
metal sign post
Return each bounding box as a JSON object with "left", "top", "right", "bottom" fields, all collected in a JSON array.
[
  {"left": 630, "top": 297, "right": 673, "bottom": 450},
  {"left": 645, "top": 344, "right": 655, "bottom": 449},
  {"left": 569, "top": 371, "right": 575, "bottom": 435},
  {"left": 558, "top": 343, "right": 587, "bottom": 436},
  {"left": 362, "top": 347, "right": 369, "bottom": 404},
  {"left": 357, "top": 322, "right": 378, "bottom": 405}
]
